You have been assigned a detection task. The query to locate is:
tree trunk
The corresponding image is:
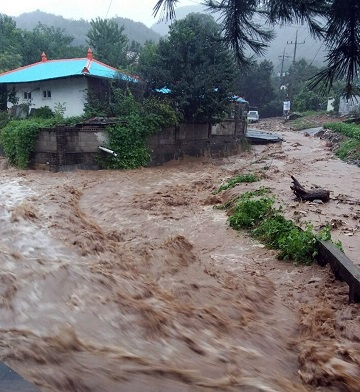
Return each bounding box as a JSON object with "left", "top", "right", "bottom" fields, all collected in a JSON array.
[{"left": 290, "top": 176, "right": 330, "bottom": 202}]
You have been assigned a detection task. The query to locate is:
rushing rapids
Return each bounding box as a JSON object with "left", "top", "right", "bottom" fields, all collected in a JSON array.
[{"left": 0, "top": 116, "right": 359, "bottom": 391}]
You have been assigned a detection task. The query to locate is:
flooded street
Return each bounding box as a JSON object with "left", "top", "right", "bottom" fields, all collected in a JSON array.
[{"left": 0, "top": 118, "right": 359, "bottom": 391}]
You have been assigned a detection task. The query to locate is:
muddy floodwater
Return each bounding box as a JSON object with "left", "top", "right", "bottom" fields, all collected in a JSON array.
[{"left": 0, "top": 118, "right": 360, "bottom": 391}]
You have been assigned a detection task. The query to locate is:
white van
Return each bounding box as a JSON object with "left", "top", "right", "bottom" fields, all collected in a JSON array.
[{"left": 247, "top": 110, "right": 259, "bottom": 122}]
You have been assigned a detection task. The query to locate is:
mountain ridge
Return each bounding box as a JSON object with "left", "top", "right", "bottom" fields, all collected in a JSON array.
[
  {"left": 13, "top": 10, "right": 161, "bottom": 47},
  {"left": 10, "top": 8, "right": 326, "bottom": 70}
]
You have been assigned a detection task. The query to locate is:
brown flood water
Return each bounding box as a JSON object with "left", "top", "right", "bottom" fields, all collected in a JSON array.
[{"left": 0, "top": 118, "right": 359, "bottom": 391}]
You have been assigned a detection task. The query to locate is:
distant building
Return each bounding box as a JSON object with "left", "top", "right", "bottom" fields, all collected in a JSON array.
[
  {"left": 327, "top": 97, "right": 335, "bottom": 112},
  {"left": 338, "top": 95, "right": 360, "bottom": 116},
  {"left": 0, "top": 49, "right": 139, "bottom": 118}
]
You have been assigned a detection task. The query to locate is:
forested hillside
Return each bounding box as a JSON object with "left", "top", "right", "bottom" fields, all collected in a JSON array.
[
  {"left": 14, "top": 10, "right": 161, "bottom": 47},
  {"left": 0, "top": 11, "right": 161, "bottom": 73},
  {"left": 11, "top": 8, "right": 326, "bottom": 71}
]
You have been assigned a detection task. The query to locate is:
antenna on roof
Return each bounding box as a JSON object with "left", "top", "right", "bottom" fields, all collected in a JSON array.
[{"left": 41, "top": 52, "right": 48, "bottom": 62}]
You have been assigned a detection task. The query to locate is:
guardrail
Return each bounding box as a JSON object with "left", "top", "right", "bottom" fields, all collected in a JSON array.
[{"left": 317, "top": 240, "right": 360, "bottom": 303}]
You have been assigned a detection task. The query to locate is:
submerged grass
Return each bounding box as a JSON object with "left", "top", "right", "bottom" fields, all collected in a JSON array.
[{"left": 213, "top": 173, "right": 259, "bottom": 194}]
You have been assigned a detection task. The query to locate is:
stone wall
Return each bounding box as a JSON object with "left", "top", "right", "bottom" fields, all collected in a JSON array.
[{"left": 31, "top": 118, "right": 247, "bottom": 171}]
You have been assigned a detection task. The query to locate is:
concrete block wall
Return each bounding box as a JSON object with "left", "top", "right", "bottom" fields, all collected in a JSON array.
[
  {"left": 178, "top": 123, "right": 210, "bottom": 140},
  {"left": 148, "top": 121, "right": 244, "bottom": 165},
  {"left": 211, "top": 119, "right": 241, "bottom": 136},
  {"left": 34, "top": 130, "right": 57, "bottom": 152},
  {"left": 32, "top": 120, "right": 247, "bottom": 170},
  {"left": 32, "top": 126, "right": 105, "bottom": 171}
]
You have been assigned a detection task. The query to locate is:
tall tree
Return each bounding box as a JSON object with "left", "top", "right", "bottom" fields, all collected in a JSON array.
[
  {"left": 284, "top": 59, "right": 321, "bottom": 98},
  {"left": 309, "top": 0, "right": 360, "bottom": 97},
  {"left": 86, "top": 18, "right": 129, "bottom": 68},
  {"left": 236, "top": 60, "right": 276, "bottom": 109},
  {"left": 0, "top": 15, "right": 22, "bottom": 111},
  {"left": 153, "top": 0, "right": 325, "bottom": 65},
  {"left": 20, "top": 23, "right": 85, "bottom": 64},
  {"left": 0, "top": 14, "right": 22, "bottom": 72},
  {"left": 139, "top": 13, "right": 236, "bottom": 123},
  {"left": 137, "top": 41, "right": 159, "bottom": 80},
  {"left": 153, "top": 0, "right": 360, "bottom": 97}
]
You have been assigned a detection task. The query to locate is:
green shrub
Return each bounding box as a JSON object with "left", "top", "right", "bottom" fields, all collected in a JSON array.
[
  {"left": 215, "top": 188, "right": 270, "bottom": 211},
  {"left": 0, "top": 110, "right": 9, "bottom": 129},
  {"left": 277, "top": 224, "right": 317, "bottom": 265},
  {"left": 99, "top": 93, "right": 178, "bottom": 170},
  {"left": 0, "top": 118, "right": 56, "bottom": 168},
  {"left": 223, "top": 188, "right": 341, "bottom": 265},
  {"left": 31, "top": 106, "right": 54, "bottom": 119},
  {"left": 228, "top": 196, "right": 274, "bottom": 230},
  {"left": 252, "top": 214, "right": 294, "bottom": 248},
  {"left": 101, "top": 114, "right": 153, "bottom": 169},
  {"left": 317, "top": 225, "right": 344, "bottom": 252}
]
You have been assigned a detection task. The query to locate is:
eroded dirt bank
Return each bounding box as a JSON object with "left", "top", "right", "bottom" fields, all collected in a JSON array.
[{"left": 0, "top": 117, "right": 359, "bottom": 391}]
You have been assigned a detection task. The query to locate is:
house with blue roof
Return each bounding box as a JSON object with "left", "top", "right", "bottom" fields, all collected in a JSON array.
[{"left": 0, "top": 49, "right": 139, "bottom": 118}]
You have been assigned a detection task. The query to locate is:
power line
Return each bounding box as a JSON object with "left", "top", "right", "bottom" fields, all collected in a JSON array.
[
  {"left": 105, "top": 0, "right": 113, "bottom": 18},
  {"left": 310, "top": 42, "right": 325, "bottom": 65}
]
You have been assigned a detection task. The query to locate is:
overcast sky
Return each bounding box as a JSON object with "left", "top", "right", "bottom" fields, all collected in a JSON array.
[{"left": 1, "top": 0, "right": 197, "bottom": 27}]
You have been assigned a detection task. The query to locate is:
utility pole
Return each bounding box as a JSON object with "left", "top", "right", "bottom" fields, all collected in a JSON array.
[
  {"left": 278, "top": 48, "right": 291, "bottom": 101},
  {"left": 287, "top": 30, "right": 305, "bottom": 64},
  {"left": 286, "top": 30, "right": 305, "bottom": 101},
  {"left": 278, "top": 48, "right": 290, "bottom": 80}
]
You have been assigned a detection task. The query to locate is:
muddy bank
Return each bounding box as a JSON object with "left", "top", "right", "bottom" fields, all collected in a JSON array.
[{"left": 0, "top": 118, "right": 359, "bottom": 391}]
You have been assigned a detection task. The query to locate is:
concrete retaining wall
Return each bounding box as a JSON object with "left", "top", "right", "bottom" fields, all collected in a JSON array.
[
  {"left": 148, "top": 121, "right": 245, "bottom": 165},
  {"left": 31, "top": 119, "right": 246, "bottom": 171}
]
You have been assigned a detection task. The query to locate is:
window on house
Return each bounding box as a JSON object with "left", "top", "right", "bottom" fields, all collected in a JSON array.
[
  {"left": 43, "top": 90, "right": 51, "bottom": 98},
  {"left": 24, "top": 92, "right": 31, "bottom": 99}
]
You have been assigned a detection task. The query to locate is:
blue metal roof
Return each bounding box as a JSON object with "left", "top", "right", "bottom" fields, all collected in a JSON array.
[
  {"left": 230, "top": 95, "right": 248, "bottom": 103},
  {"left": 154, "top": 86, "right": 171, "bottom": 94},
  {"left": 0, "top": 58, "right": 139, "bottom": 84}
]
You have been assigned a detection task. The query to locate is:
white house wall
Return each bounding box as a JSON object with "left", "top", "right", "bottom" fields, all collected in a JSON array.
[
  {"left": 339, "top": 95, "right": 360, "bottom": 116},
  {"left": 7, "top": 77, "right": 89, "bottom": 117},
  {"left": 326, "top": 98, "right": 335, "bottom": 112}
]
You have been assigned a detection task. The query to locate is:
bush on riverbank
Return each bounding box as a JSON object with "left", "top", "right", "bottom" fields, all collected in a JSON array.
[
  {"left": 0, "top": 118, "right": 57, "bottom": 169},
  {"left": 224, "top": 189, "right": 318, "bottom": 264},
  {"left": 215, "top": 185, "right": 342, "bottom": 265}
]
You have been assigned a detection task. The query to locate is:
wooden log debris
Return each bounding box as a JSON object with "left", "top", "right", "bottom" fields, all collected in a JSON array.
[{"left": 290, "top": 176, "right": 330, "bottom": 202}]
